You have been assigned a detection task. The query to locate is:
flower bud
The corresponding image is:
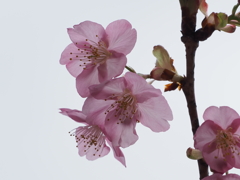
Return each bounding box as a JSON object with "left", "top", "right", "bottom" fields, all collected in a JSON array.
[
  {"left": 150, "top": 45, "right": 183, "bottom": 82},
  {"left": 186, "top": 148, "right": 203, "bottom": 160},
  {"left": 203, "top": 12, "right": 228, "bottom": 30}
]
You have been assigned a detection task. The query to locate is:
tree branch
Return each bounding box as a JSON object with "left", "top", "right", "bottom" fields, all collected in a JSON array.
[{"left": 179, "top": 1, "right": 209, "bottom": 179}]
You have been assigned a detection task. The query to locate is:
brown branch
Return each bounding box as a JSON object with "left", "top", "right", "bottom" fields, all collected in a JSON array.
[{"left": 179, "top": 1, "right": 209, "bottom": 179}]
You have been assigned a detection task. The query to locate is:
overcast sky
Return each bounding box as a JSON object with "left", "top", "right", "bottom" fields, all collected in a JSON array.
[{"left": 1, "top": 0, "right": 240, "bottom": 179}]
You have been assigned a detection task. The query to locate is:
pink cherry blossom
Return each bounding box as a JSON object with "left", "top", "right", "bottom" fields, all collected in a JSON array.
[
  {"left": 86, "top": 72, "right": 173, "bottom": 148},
  {"left": 60, "top": 19, "right": 137, "bottom": 97},
  {"left": 59, "top": 108, "right": 126, "bottom": 166},
  {"left": 203, "top": 173, "right": 240, "bottom": 180},
  {"left": 194, "top": 106, "right": 240, "bottom": 173}
]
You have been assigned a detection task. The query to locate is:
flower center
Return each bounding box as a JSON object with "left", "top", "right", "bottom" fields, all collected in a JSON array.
[
  {"left": 69, "top": 35, "right": 112, "bottom": 69},
  {"left": 69, "top": 125, "right": 106, "bottom": 157},
  {"left": 105, "top": 91, "right": 138, "bottom": 124},
  {"left": 215, "top": 127, "right": 240, "bottom": 159}
]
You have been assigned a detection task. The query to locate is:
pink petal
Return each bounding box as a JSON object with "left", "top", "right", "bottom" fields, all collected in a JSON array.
[
  {"left": 67, "top": 28, "right": 89, "bottom": 49},
  {"left": 76, "top": 65, "right": 100, "bottom": 97},
  {"left": 60, "top": 43, "right": 76, "bottom": 65},
  {"left": 229, "top": 141, "right": 240, "bottom": 168},
  {"left": 203, "top": 106, "right": 240, "bottom": 129},
  {"left": 60, "top": 43, "right": 84, "bottom": 77},
  {"left": 223, "top": 174, "right": 240, "bottom": 180},
  {"left": 202, "top": 173, "right": 222, "bottom": 180},
  {"left": 59, "top": 108, "right": 87, "bottom": 123},
  {"left": 229, "top": 118, "right": 240, "bottom": 134},
  {"left": 76, "top": 131, "right": 110, "bottom": 160},
  {"left": 101, "top": 52, "right": 127, "bottom": 81},
  {"left": 194, "top": 120, "right": 221, "bottom": 151},
  {"left": 89, "top": 77, "right": 126, "bottom": 99},
  {"left": 72, "top": 21, "right": 106, "bottom": 44},
  {"left": 220, "top": 24, "right": 236, "bottom": 33},
  {"left": 124, "top": 72, "right": 160, "bottom": 96},
  {"left": 202, "top": 142, "right": 232, "bottom": 173},
  {"left": 203, "top": 173, "right": 240, "bottom": 180},
  {"left": 106, "top": 19, "right": 137, "bottom": 55},
  {"left": 84, "top": 98, "right": 113, "bottom": 128},
  {"left": 82, "top": 96, "right": 109, "bottom": 116},
  {"left": 66, "top": 59, "right": 85, "bottom": 77},
  {"left": 137, "top": 96, "right": 172, "bottom": 132},
  {"left": 97, "top": 62, "right": 108, "bottom": 83},
  {"left": 106, "top": 139, "right": 126, "bottom": 167},
  {"left": 85, "top": 143, "right": 110, "bottom": 161},
  {"left": 104, "top": 110, "right": 138, "bottom": 148},
  {"left": 199, "top": 0, "right": 208, "bottom": 16}
]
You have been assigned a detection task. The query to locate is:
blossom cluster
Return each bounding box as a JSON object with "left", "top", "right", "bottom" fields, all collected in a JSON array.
[
  {"left": 59, "top": 19, "right": 173, "bottom": 166},
  {"left": 59, "top": 1, "right": 240, "bottom": 177}
]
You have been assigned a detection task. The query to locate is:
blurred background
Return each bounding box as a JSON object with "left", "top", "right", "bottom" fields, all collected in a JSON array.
[{"left": 1, "top": 0, "right": 240, "bottom": 179}]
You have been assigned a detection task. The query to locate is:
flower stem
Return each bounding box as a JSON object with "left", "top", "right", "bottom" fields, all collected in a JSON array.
[{"left": 125, "top": 65, "right": 136, "bottom": 73}]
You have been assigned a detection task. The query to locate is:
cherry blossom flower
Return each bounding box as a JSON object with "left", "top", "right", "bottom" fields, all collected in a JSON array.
[
  {"left": 194, "top": 106, "right": 240, "bottom": 173},
  {"left": 203, "top": 173, "right": 240, "bottom": 180},
  {"left": 60, "top": 19, "right": 137, "bottom": 97},
  {"left": 86, "top": 72, "right": 173, "bottom": 148},
  {"left": 59, "top": 108, "right": 126, "bottom": 166}
]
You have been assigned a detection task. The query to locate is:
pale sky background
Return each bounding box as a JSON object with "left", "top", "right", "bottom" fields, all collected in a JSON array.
[{"left": 1, "top": 0, "right": 240, "bottom": 179}]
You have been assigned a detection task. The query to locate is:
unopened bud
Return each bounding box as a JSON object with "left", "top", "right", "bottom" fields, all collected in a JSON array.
[{"left": 186, "top": 148, "right": 203, "bottom": 160}]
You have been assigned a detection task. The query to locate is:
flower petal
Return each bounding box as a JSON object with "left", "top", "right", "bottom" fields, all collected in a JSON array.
[
  {"left": 75, "top": 125, "right": 110, "bottom": 161},
  {"left": 124, "top": 72, "right": 160, "bottom": 96},
  {"left": 137, "top": 96, "right": 172, "bottom": 132},
  {"left": 199, "top": 0, "right": 208, "bottom": 17},
  {"left": 229, "top": 118, "right": 240, "bottom": 134},
  {"left": 106, "top": 19, "right": 137, "bottom": 55},
  {"left": 96, "top": 52, "right": 126, "bottom": 83},
  {"left": 202, "top": 142, "right": 232, "bottom": 173},
  {"left": 68, "top": 21, "right": 106, "bottom": 47},
  {"left": 220, "top": 24, "right": 236, "bottom": 33},
  {"left": 60, "top": 43, "right": 84, "bottom": 77},
  {"left": 194, "top": 120, "right": 221, "bottom": 151},
  {"left": 85, "top": 143, "right": 110, "bottom": 161},
  {"left": 223, "top": 174, "right": 240, "bottom": 180},
  {"left": 84, "top": 98, "right": 113, "bottom": 128},
  {"left": 153, "top": 45, "right": 173, "bottom": 71},
  {"left": 104, "top": 110, "right": 138, "bottom": 148},
  {"left": 59, "top": 108, "right": 87, "bottom": 123},
  {"left": 203, "top": 106, "right": 240, "bottom": 129},
  {"left": 89, "top": 77, "right": 126, "bottom": 99},
  {"left": 60, "top": 43, "right": 76, "bottom": 65},
  {"left": 76, "top": 65, "right": 100, "bottom": 97},
  {"left": 202, "top": 173, "right": 240, "bottom": 180},
  {"left": 106, "top": 139, "right": 126, "bottom": 167}
]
